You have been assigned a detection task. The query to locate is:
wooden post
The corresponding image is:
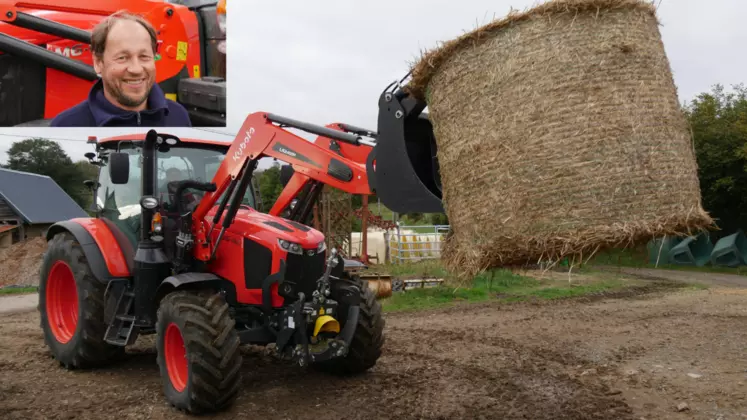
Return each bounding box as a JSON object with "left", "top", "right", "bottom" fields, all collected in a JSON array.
[{"left": 384, "top": 231, "right": 390, "bottom": 264}]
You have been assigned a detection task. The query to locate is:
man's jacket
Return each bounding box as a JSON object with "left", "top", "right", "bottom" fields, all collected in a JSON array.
[{"left": 50, "top": 79, "right": 192, "bottom": 127}]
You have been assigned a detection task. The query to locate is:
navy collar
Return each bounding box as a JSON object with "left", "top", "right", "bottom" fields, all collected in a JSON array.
[{"left": 87, "top": 78, "right": 170, "bottom": 126}]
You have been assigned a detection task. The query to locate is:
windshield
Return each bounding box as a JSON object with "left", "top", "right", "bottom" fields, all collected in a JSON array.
[{"left": 96, "top": 143, "right": 256, "bottom": 216}]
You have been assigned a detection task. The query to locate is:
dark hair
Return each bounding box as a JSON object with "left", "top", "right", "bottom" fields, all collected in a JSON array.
[{"left": 91, "top": 10, "right": 158, "bottom": 58}]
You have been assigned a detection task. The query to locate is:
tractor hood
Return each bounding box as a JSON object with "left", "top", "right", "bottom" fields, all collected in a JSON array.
[{"left": 206, "top": 206, "right": 326, "bottom": 251}]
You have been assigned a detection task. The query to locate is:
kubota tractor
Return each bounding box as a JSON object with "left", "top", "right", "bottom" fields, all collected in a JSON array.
[
  {"left": 38, "top": 78, "right": 437, "bottom": 414},
  {"left": 0, "top": 0, "right": 226, "bottom": 127}
]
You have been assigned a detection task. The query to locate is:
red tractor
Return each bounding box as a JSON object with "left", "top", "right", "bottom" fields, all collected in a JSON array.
[
  {"left": 0, "top": 0, "right": 226, "bottom": 126},
  {"left": 38, "top": 80, "right": 440, "bottom": 413}
]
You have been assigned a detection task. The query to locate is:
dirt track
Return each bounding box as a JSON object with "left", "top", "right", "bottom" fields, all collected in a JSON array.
[{"left": 1, "top": 281, "right": 746, "bottom": 420}]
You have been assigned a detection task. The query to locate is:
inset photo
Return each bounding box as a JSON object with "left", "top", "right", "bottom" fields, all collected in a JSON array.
[{"left": 0, "top": 0, "right": 226, "bottom": 127}]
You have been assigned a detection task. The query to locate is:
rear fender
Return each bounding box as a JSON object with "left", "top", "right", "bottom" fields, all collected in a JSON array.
[{"left": 45, "top": 219, "right": 131, "bottom": 283}]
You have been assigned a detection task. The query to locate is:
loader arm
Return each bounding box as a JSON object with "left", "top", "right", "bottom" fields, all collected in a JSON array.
[
  {"left": 0, "top": 0, "right": 175, "bottom": 18},
  {"left": 268, "top": 122, "right": 377, "bottom": 220},
  {"left": 190, "top": 112, "right": 375, "bottom": 261}
]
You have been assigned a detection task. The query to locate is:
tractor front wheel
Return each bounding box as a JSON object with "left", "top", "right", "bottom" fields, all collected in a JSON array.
[
  {"left": 39, "top": 232, "right": 124, "bottom": 368},
  {"left": 156, "top": 290, "right": 243, "bottom": 414},
  {"left": 313, "top": 284, "right": 385, "bottom": 375}
]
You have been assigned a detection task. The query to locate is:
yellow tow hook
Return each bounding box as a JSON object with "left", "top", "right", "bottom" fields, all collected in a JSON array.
[{"left": 313, "top": 315, "right": 340, "bottom": 337}]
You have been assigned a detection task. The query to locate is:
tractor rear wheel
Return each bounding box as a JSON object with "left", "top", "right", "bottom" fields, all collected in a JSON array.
[
  {"left": 155, "top": 290, "right": 243, "bottom": 414},
  {"left": 313, "top": 285, "right": 385, "bottom": 375},
  {"left": 39, "top": 232, "right": 123, "bottom": 368}
]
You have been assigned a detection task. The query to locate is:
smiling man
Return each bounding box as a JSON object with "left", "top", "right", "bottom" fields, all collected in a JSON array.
[{"left": 50, "top": 11, "right": 191, "bottom": 127}]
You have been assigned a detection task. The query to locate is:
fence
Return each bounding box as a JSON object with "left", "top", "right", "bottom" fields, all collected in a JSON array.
[{"left": 388, "top": 224, "right": 450, "bottom": 264}]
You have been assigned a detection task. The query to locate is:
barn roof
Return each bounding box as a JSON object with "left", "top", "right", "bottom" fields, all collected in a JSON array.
[{"left": 0, "top": 168, "right": 87, "bottom": 224}]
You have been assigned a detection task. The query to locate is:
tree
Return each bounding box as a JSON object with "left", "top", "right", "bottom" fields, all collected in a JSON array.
[
  {"left": 255, "top": 162, "right": 284, "bottom": 212},
  {"left": 3, "top": 138, "right": 92, "bottom": 209},
  {"left": 684, "top": 84, "right": 747, "bottom": 237}
]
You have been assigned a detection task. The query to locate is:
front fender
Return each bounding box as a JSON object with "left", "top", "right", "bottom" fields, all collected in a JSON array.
[
  {"left": 158, "top": 272, "right": 223, "bottom": 292},
  {"left": 45, "top": 219, "right": 131, "bottom": 283},
  {"left": 155, "top": 272, "right": 229, "bottom": 305}
]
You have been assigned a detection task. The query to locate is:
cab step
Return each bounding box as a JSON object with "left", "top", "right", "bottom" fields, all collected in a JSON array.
[{"left": 104, "top": 285, "right": 138, "bottom": 347}]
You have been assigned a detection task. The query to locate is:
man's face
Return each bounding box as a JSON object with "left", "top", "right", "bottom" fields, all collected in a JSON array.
[{"left": 93, "top": 19, "right": 156, "bottom": 111}]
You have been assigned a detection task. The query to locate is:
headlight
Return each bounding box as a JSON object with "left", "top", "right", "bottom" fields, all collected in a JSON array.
[
  {"left": 317, "top": 241, "right": 326, "bottom": 253},
  {"left": 278, "top": 239, "right": 302, "bottom": 255}
]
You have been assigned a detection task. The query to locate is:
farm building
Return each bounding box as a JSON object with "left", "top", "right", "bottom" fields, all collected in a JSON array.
[{"left": 0, "top": 167, "right": 88, "bottom": 247}]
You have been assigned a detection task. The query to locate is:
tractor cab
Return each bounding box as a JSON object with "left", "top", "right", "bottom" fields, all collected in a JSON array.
[{"left": 86, "top": 135, "right": 257, "bottom": 267}]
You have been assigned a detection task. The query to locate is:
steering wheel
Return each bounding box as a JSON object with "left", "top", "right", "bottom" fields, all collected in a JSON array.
[{"left": 166, "top": 181, "right": 202, "bottom": 212}]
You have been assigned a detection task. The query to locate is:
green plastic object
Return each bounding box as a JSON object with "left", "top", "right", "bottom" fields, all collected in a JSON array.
[
  {"left": 710, "top": 230, "right": 747, "bottom": 267},
  {"left": 668, "top": 233, "right": 714, "bottom": 266},
  {"left": 647, "top": 236, "right": 683, "bottom": 266}
]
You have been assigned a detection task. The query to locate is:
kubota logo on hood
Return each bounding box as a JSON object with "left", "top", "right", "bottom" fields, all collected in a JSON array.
[{"left": 233, "top": 127, "right": 255, "bottom": 162}]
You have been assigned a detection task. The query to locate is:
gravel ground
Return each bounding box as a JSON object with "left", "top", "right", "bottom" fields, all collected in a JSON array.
[{"left": 1, "top": 280, "right": 745, "bottom": 420}]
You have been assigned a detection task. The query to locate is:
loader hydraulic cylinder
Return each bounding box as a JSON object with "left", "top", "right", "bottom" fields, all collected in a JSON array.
[
  {"left": 267, "top": 113, "right": 363, "bottom": 146},
  {"left": 10, "top": 11, "right": 91, "bottom": 43},
  {"left": 338, "top": 123, "right": 378, "bottom": 139},
  {"left": 0, "top": 32, "right": 97, "bottom": 80},
  {"left": 209, "top": 158, "right": 256, "bottom": 262}
]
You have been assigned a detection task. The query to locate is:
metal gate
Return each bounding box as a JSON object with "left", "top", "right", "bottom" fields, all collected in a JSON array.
[{"left": 388, "top": 224, "right": 450, "bottom": 264}]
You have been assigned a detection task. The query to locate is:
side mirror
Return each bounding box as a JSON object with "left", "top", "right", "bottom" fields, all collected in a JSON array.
[{"left": 109, "top": 152, "right": 130, "bottom": 184}]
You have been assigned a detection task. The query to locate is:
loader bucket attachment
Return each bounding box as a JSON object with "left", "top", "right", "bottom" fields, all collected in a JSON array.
[{"left": 366, "top": 85, "right": 444, "bottom": 214}]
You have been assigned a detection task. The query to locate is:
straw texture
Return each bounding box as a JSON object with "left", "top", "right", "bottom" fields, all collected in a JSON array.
[{"left": 406, "top": 0, "right": 714, "bottom": 276}]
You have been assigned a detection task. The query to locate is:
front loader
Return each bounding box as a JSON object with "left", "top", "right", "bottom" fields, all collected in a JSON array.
[
  {"left": 0, "top": 0, "right": 227, "bottom": 127},
  {"left": 269, "top": 77, "right": 443, "bottom": 225},
  {"left": 38, "top": 77, "right": 440, "bottom": 414}
]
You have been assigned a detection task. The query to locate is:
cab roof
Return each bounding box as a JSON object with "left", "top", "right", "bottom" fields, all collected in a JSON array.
[{"left": 95, "top": 133, "right": 231, "bottom": 150}]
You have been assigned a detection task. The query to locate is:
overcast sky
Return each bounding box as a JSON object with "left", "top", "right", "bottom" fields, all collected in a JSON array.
[{"left": 0, "top": 0, "right": 744, "bottom": 167}]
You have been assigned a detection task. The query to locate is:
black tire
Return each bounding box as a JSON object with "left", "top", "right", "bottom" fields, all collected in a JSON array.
[
  {"left": 314, "top": 285, "right": 385, "bottom": 375},
  {"left": 38, "top": 232, "right": 124, "bottom": 368},
  {"left": 155, "top": 290, "right": 243, "bottom": 414}
]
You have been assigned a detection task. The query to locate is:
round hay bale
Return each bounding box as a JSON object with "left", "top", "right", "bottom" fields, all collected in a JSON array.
[{"left": 405, "top": 0, "right": 714, "bottom": 276}]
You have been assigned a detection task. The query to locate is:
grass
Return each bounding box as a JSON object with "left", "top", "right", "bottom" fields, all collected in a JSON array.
[
  {"left": 374, "top": 261, "right": 653, "bottom": 313},
  {"left": 585, "top": 246, "right": 747, "bottom": 276},
  {"left": 376, "top": 259, "right": 450, "bottom": 278},
  {"left": 368, "top": 202, "right": 396, "bottom": 221},
  {"left": 0, "top": 286, "right": 38, "bottom": 295},
  {"left": 381, "top": 283, "right": 493, "bottom": 312}
]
